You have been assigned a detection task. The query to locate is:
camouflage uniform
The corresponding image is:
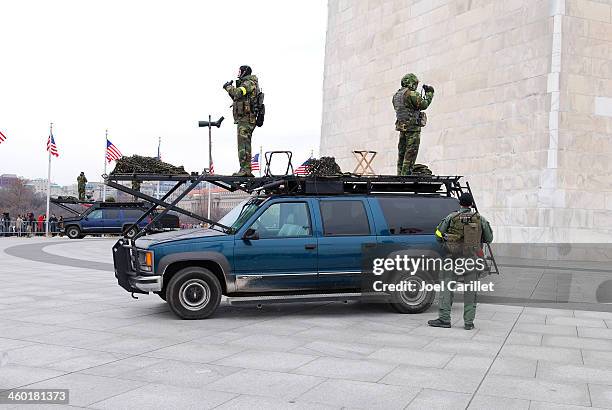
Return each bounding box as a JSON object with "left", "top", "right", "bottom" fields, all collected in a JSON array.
[
  {"left": 77, "top": 173, "right": 87, "bottom": 201},
  {"left": 224, "top": 73, "right": 260, "bottom": 176},
  {"left": 435, "top": 207, "right": 493, "bottom": 327},
  {"left": 392, "top": 73, "right": 434, "bottom": 175}
]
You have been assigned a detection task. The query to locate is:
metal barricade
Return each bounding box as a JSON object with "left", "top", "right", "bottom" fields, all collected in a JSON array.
[{"left": 0, "top": 218, "right": 63, "bottom": 237}]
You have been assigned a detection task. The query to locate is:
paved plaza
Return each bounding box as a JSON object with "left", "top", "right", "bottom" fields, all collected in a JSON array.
[{"left": 1, "top": 237, "right": 612, "bottom": 409}]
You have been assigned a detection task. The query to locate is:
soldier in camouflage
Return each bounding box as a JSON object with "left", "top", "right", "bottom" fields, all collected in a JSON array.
[
  {"left": 223, "top": 65, "right": 261, "bottom": 177},
  {"left": 77, "top": 172, "right": 87, "bottom": 201},
  {"left": 392, "top": 73, "right": 434, "bottom": 175},
  {"left": 428, "top": 193, "right": 493, "bottom": 330}
]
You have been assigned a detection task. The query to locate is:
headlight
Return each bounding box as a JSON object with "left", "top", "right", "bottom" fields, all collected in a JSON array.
[{"left": 137, "top": 250, "right": 154, "bottom": 273}]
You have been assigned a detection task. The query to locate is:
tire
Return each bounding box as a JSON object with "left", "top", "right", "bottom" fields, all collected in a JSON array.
[
  {"left": 166, "top": 267, "right": 222, "bottom": 319},
  {"left": 65, "top": 226, "right": 82, "bottom": 240},
  {"left": 388, "top": 270, "right": 435, "bottom": 314}
]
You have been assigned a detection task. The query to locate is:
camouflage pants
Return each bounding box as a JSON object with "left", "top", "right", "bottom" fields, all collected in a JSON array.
[
  {"left": 438, "top": 269, "right": 478, "bottom": 325},
  {"left": 397, "top": 130, "right": 420, "bottom": 175},
  {"left": 236, "top": 122, "right": 255, "bottom": 172},
  {"left": 78, "top": 189, "right": 85, "bottom": 201}
]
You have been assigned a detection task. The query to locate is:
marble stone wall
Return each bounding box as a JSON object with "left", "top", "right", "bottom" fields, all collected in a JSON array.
[{"left": 320, "top": 0, "right": 612, "bottom": 242}]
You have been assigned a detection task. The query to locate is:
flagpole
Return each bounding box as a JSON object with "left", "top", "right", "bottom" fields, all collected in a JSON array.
[
  {"left": 103, "top": 129, "right": 108, "bottom": 202},
  {"left": 259, "top": 145, "right": 263, "bottom": 177},
  {"left": 156, "top": 137, "right": 161, "bottom": 199},
  {"left": 207, "top": 115, "right": 212, "bottom": 221},
  {"left": 45, "top": 122, "right": 53, "bottom": 237}
]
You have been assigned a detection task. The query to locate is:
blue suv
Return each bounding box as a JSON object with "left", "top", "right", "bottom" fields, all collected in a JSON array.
[
  {"left": 63, "top": 203, "right": 178, "bottom": 239},
  {"left": 113, "top": 192, "right": 460, "bottom": 319}
]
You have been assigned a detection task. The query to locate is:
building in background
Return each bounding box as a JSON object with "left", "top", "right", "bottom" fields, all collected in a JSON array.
[
  {"left": 320, "top": 0, "right": 612, "bottom": 242},
  {"left": 0, "top": 174, "right": 19, "bottom": 188}
]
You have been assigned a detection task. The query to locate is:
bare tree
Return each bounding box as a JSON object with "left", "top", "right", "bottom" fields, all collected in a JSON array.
[{"left": 0, "top": 179, "right": 46, "bottom": 216}]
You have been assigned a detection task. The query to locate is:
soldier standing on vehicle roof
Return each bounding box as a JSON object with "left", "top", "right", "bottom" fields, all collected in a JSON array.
[
  {"left": 77, "top": 172, "right": 87, "bottom": 201},
  {"left": 223, "top": 65, "right": 264, "bottom": 177},
  {"left": 392, "top": 73, "right": 434, "bottom": 175},
  {"left": 428, "top": 193, "right": 493, "bottom": 330}
]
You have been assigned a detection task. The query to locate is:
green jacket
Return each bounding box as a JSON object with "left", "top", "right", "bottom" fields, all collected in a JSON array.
[
  {"left": 224, "top": 74, "right": 259, "bottom": 124},
  {"left": 77, "top": 175, "right": 87, "bottom": 189},
  {"left": 435, "top": 207, "right": 493, "bottom": 244}
]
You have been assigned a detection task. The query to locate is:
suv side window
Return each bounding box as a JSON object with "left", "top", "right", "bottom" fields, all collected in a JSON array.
[
  {"left": 103, "top": 209, "right": 120, "bottom": 219},
  {"left": 320, "top": 200, "right": 370, "bottom": 236},
  {"left": 378, "top": 196, "right": 458, "bottom": 235},
  {"left": 88, "top": 210, "right": 103, "bottom": 219},
  {"left": 250, "top": 202, "right": 311, "bottom": 239}
]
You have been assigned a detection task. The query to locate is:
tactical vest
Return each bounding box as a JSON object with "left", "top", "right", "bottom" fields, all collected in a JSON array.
[
  {"left": 233, "top": 77, "right": 260, "bottom": 125},
  {"left": 445, "top": 211, "right": 482, "bottom": 257},
  {"left": 392, "top": 88, "right": 421, "bottom": 128}
]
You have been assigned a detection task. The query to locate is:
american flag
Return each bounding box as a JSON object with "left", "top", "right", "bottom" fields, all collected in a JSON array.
[
  {"left": 251, "top": 153, "right": 260, "bottom": 172},
  {"left": 294, "top": 159, "right": 310, "bottom": 176},
  {"left": 47, "top": 133, "right": 59, "bottom": 157},
  {"left": 0, "top": 131, "right": 6, "bottom": 144},
  {"left": 209, "top": 162, "right": 215, "bottom": 174},
  {"left": 106, "top": 139, "right": 122, "bottom": 162}
]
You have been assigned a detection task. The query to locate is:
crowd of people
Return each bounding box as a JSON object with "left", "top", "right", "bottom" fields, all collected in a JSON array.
[{"left": 0, "top": 212, "right": 63, "bottom": 237}]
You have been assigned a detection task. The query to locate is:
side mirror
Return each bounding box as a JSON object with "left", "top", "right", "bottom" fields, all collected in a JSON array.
[{"left": 243, "top": 228, "right": 259, "bottom": 240}]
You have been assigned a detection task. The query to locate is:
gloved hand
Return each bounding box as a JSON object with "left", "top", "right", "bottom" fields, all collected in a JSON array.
[
  {"left": 423, "top": 84, "right": 434, "bottom": 93},
  {"left": 223, "top": 80, "right": 233, "bottom": 89}
]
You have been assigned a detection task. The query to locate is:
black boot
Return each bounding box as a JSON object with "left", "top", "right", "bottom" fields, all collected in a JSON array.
[
  {"left": 464, "top": 323, "right": 475, "bottom": 330},
  {"left": 427, "top": 318, "right": 451, "bottom": 328}
]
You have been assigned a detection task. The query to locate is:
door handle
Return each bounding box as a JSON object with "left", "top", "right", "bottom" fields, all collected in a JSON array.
[{"left": 305, "top": 244, "right": 317, "bottom": 250}]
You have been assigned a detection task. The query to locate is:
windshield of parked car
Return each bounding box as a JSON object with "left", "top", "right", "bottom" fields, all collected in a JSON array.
[{"left": 217, "top": 197, "right": 264, "bottom": 231}]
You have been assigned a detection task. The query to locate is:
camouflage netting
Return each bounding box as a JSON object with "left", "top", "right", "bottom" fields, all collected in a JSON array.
[
  {"left": 302, "top": 157, "right": 343, "bottom": 176},
  {"left": 412, "top": 163, "right": 432, "bottom": 175},
  {"left": 110, "top": 155, "right": 188, "bottom": 175}
]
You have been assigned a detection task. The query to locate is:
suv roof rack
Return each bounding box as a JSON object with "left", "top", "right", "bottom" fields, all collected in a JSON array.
[
  {"left": 105, "top": 173, "right": 464, "bottom": 196},
  {"left": 50, "top": 197, "right": 148, "bottom": 216}
]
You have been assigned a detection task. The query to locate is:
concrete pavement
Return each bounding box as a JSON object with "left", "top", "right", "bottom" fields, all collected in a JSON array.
[{"left": 1, "top": 237, "right": 612, "bottom": 409}]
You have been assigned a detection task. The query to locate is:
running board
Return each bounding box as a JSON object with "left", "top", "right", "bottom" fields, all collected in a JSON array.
[{"left": 227, "top": 292, "right": 388, "bottom": 306}]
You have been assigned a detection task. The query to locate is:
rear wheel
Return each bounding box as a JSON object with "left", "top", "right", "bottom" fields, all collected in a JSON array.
[
  {"left": 388, "top": 270, "right": 435, "bottom": 313},
  {"left": 65, "top": 226, "right": 81, "bottom": 240},
  {"left": 166, "top": 267, "right": 222, "bottom": 319}
]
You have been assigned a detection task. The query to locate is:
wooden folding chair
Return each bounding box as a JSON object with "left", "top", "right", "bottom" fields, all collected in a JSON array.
[{"left": 352, "top": 150, "right": 377, "bottom": 175}]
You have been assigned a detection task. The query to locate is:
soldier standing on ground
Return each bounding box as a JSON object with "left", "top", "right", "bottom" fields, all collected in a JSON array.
[
  {"left": 77, "top": 172, "right": 87, "bottom": 201},
  {"left": 428, "top": 193, "right": 494, "bottom": 330},
  {"left": 223, "top": 65, "right": 262, "bottom": 177},
  {"left": 392, "top": 73, "right": 434, "bottom": 175}
]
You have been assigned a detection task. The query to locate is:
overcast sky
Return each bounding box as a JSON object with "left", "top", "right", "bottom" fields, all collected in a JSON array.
[{"left": 0, "top": 0, "right": 327, "bottom": 185}]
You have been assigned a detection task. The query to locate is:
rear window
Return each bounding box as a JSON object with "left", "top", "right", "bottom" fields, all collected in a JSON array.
[
  {"left": 377, "top": 196, "right": 459, "bottom": 235},
  {"left": 320, "top": 200, "right": 370, "bottom": 236}
]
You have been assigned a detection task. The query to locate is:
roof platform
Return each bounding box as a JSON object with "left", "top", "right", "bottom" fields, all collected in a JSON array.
[
  {"left": 50, "top": 197, "right": 148, "bottom": 216},
  {"left": 104, "top": 172, "right": 464, "bottom": 197}
]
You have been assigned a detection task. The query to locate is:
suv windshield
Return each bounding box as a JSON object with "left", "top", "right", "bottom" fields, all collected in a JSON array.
[{"left": 218, "top": 197, "right": 264, "bottom": 231}]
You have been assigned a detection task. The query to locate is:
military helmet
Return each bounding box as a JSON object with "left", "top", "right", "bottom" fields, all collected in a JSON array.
[
  {"left": 459, "top": 193, "right": 474, "bottom": 207},
  {"left": 238, "top": 65, "right": 252, "bottom": 78},
  {"left": 401, "top": 73, "right": 419, "bottom": 90}
]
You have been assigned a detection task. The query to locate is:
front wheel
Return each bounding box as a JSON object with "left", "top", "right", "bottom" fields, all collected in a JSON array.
[
  {"left": 65, "top": 226, "right": 82, "bottom": 240},
  {"left": 388, "top": 270, "right": 435, "bottom": 314},
  {"left": 166, "top": 267, "right": 222, "bottom": 319}
]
